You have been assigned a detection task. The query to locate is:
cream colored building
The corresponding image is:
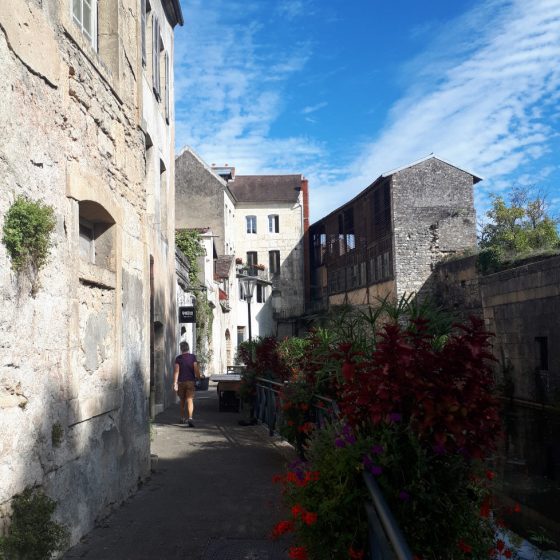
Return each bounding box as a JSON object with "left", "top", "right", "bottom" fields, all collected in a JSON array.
[
  {"left": 228, "top": 175, "right": 309, "bottom": 340},
  {"left": 0, "top": 0, "right": 182, "bottom": 548}
]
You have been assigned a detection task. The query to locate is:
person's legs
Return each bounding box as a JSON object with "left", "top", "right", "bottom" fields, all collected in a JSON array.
[
  {"left": 177, "top": 384, "right": 187, "bottom": 422},
  {"left": 185, "top": 382, "right": 196, "bottom": 426}
]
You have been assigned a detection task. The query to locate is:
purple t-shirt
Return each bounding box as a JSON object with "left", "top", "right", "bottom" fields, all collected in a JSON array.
[{"left": 175, "top": 353, "right": 198, "bottom": 382}]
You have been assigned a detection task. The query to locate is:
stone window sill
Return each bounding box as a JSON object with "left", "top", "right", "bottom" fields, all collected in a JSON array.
[{"left": 79, "top": 260, "right": 116, "bottom": 289}]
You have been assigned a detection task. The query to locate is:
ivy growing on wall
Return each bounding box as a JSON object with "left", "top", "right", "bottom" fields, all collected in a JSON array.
[
  {"left": 2, "top": 196, "right": 56, "bottom": 294},
  {"left": 176, "top": 229, "right": 213, "bottom": 366}
]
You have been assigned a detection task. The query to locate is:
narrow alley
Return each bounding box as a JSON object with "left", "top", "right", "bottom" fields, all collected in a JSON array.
[{"left": 63, "top": 387, "right": 294, "bottom": 560}]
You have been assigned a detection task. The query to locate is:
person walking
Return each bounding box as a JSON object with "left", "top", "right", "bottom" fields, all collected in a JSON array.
[{"left": 173, "top": 341, "right": 201, "bottom": 427}]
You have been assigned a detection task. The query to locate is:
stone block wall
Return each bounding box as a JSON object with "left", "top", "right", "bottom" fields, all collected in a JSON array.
[
  {"left": 0, "top": 0, "right": 177, "bottom": 548},
  {"left": 391, "top": 158, "right": 477, "bottom": 299}
]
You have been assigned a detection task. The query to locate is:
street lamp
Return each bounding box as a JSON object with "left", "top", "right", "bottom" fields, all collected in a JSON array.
[{"left": 239, "top": 274, "right": 258, "bottom": 342}]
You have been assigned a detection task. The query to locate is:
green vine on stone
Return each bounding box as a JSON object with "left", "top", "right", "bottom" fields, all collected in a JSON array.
[
  {"left": 2, "top": 196, "right": 56, "bottom": 291},
  {"left": 0, "top": 487, "right": 69, "bottom": 560},
  {"left": 176, "top": 229, "right": 205, "bottom": 287},
  {"left": 176, "top": 229, "right": 214, "bottom": 366}
]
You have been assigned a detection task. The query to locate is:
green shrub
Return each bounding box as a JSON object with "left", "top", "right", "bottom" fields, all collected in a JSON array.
[
  {"left": 0, "top": 487, "right": 69, "bottom": 560},
  {"left": 2, "top": 196, "right": 56, "bottom": 275}
]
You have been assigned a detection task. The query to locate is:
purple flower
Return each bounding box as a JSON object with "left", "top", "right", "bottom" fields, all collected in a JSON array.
[
  {"left": 370, "top": 465, "right": 383, "bottom": 476},
  {"left": 362, "top": 456, "right": 373, "bottom": 470},
  {"left": 371, "top": 445, "right": 384, "bottom": 455},
  {"left": 345, "top": 433, "right": 356, "bottom": 445},
  {"left": 388, "top": 412, "right": 402, "bottom": 423},
  {"left": 432, "top": 444, "right": 447, "bottom": 455},
  {"left": 398, "top": 490, "right": 411, "bottom": 502},
  {"left": 335, "top": 438, "right": 346, "bottom": 448}
]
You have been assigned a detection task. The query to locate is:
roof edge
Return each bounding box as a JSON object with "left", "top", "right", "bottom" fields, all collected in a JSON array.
[{"left": 381, "top": 154, "right": 483, "bottom": 183}]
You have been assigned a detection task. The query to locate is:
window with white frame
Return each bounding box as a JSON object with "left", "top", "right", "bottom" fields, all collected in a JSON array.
[
  {"left": 246, "top": 215, "right": 257, "bottom": 234},
  {"left": 72, "top": 0, "right": 97, "bottom": 49},
  {"left": 256, "top": 284, "right": 266, "bottom": 303},
  {"left": 268, "top": 214, "right": 279, "bottom": 233}
]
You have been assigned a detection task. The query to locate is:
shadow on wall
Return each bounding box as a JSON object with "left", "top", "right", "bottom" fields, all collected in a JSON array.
[{"left": 416, "top": 254, "right": 560, "bottom": 545}]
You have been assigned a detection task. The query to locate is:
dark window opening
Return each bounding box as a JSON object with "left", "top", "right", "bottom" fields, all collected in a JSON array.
[{"left": 535, "top": 337, "right": 549, "bottom": 371}]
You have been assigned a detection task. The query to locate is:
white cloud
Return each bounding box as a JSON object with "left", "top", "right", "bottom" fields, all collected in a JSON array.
[
  {"left": 301, "top": 101, "right": 328, "bottom": 115},
  {"left": 309, "top": 0, "right": 560, "bottom": 222},
  {"left": 175, "top": 0, "right": 315, "bottom": 173}
]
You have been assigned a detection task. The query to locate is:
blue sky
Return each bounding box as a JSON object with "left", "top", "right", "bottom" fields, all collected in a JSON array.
[{"left": 174, "top": 0, "right": 560, "bottom": 224}]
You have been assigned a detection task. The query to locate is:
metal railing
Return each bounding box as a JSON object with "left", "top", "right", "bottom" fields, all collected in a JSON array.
[{"left": 253, "top": 376, "right": 413, "bottom": 560}]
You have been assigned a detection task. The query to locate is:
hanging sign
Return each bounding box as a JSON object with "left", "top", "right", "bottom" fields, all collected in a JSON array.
[{"left": 178, "top": 306, "right": 196, "bottom": 323}]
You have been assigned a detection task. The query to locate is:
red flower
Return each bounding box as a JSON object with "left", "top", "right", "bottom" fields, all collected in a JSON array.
[
  {"left": 458, "top": 539, "right": 472, "bottom": 553},
  {"left": 348, "top": 547, "right": 364, "bottom": 559},
  {"left": 270, "top": 520, "right": 294, "bottom": 539},
  {"left": 496, "top": 539, "right": 505, "bottom": 552},
  {"left": 479, "top": 497, "right": 491, "bottom": 518},
  {"left": 291, "top": 504, "right": 304, "bottom": 518},
  {"left": 286, "top": 472, "right": 299, "bottom": 484},
  {"left": 486, "top": 470, "right": 496, "bottom": 480},
  {"left": 302, "top": 511, "right": 317, "bottom": 526},
  {"left": 513, "top": 502, "right": 521, "bottom": 513},
  {"left": 504, "top": 550, "right": 513, "bottom": 559},
  {"left": 288, "top": 546, "right": 308, "bottom": 559},
  {"left": 272, "top": 474, "right": 285, "bottom": 484}
]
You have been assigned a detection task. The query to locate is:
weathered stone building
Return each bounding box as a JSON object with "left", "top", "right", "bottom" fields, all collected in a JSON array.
[
  {"left": 0, "top": 0, "right": 182, "bottom": 547},
  {"left": 175, "top": 148, "right": 238, "bottom": 374},
  {"left": 308, "top": 155, "right": 479, "bottom": 312}
]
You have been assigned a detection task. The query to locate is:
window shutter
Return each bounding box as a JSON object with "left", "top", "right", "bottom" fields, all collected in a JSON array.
[
  {"left": 141, "top": 0, "right": 146, "bottom": 66},
  {"left": 152, "top": 16, "right": 160, "bottom": 97},
  {"left": 164, "top": 51, "right": 170, "bottom": 121}
]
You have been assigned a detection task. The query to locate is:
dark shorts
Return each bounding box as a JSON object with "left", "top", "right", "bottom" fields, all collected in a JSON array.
[{"left": 177, "top": 381, "right": 195, "bottom": 400}]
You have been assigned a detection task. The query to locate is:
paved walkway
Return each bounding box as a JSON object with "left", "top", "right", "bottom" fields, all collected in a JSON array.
[{"left": 64, "top": 386, "right": 295, "bottom": 560}]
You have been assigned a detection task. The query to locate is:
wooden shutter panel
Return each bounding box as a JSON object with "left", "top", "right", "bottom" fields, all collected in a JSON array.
[{"left": 152, "top": 16, "right": 160, "bottom": 97}]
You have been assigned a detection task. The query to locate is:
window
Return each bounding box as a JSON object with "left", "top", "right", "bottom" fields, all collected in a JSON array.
[
  {"left": 269, "top": 250, "right": 280, "bottom": 275},
  {"left": 535, "top": 337, "right": 549, "bottom": 371},
  {"left": 72, "top": 0, "right": 97, "bottom": 49},
  {"left": 246, "top": 251, "right": 257, "bottom": 271},
  {"left": 237, "top": 327, "right": 245, "bottom": 346},
  {"left": 256, "top": 284, "right": 266, "bottom": 303},
  {"left": 152, "top": 16, "right": 161, "bottom": 99},
  {"left": 268, "top": 214, "right": 279, "bottom": 233},
  {"left": 246, "top": 215, "right": 257, "bottom": 234}
]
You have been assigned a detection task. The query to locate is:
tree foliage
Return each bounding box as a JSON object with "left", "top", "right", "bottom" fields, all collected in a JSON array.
[{"left": 479, "top": 187, "right": 560, "bottom": 256}]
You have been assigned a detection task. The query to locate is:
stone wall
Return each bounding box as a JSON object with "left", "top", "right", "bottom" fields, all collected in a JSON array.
[
  {"left": 0, "top": 0, "right": 177, "bottom": 548},
  {"left": 175, "top": 148, "right": 231, "bottom": 255},
  {"left": 391, "top": 158, "right": 477, "bottom": 299}
]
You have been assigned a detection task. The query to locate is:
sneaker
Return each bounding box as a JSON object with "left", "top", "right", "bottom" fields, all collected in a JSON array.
[
  {"left": 187, "top": 419, "right": 195, "bottom": 428},
  {"left": 179, "top": 417, "right": 186, "bottom": 424}
]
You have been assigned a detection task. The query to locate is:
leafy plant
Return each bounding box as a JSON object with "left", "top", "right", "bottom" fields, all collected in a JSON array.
[
  {"left": 175, "top": 229, "right": 205, "bottom": 287},
  {"left": 0, "top": 487, "right": 69, "bottom": 560},
  {"left": 51, "top": 423, "right": 63, "bottom": 448},
  {"left": 2, "top": 196, "right": 56, "bottom": 292}
]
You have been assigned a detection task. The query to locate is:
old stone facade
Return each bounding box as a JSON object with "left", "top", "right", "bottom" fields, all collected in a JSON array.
[
  {"left": 308, "top": 155, "right": 479, "bottom": 312},
  {"left": 0, "top": 0, "right": 182, "bottom": 547}
]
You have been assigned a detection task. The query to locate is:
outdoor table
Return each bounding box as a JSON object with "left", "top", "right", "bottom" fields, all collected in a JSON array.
[{"left": 210, "top": 374, "right": 242, "bottom": 412}]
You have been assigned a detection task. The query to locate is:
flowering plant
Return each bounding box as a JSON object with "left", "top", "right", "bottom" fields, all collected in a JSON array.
[{"left": 267, "top": 309, "right": 510, "bottom": 559}]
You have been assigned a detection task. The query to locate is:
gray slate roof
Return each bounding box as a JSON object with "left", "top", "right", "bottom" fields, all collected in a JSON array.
[
  {"left": 228, "top": 175, "right": 302, "bottom": 203},
  {"left": 215, "top": 255, "right": 234, "bottom": 279}
]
